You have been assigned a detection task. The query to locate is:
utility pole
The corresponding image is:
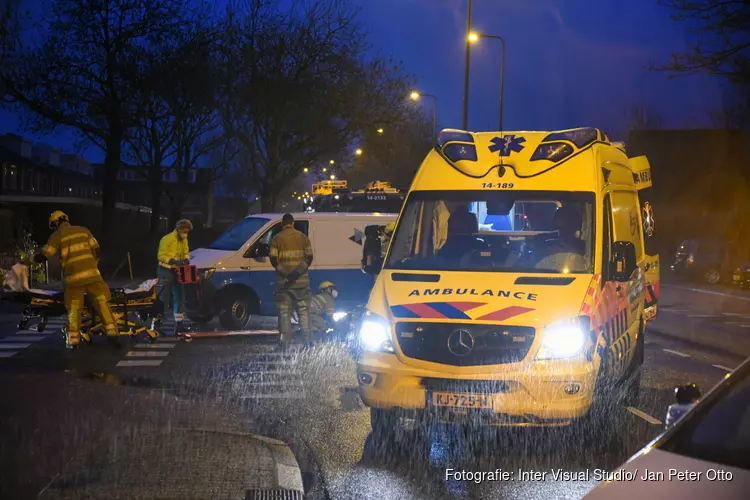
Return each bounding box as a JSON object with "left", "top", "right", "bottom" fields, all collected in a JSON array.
[{"left": 462, "top": 0, "right": 473, "bottom": 130}]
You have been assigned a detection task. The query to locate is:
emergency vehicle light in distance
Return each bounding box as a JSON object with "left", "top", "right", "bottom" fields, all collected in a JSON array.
[
  {"left": 530, "top": 142, "right": 574, "bottom": 162},
  {"left": 542, "top": 128, "right": 600, "bottom": 149},
  {"left": 437, "top": 129, "right": 474, "bottom": 149}
]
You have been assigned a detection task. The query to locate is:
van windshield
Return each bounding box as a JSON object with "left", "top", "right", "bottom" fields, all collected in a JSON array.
[
  {"left": 207, "top": 217, "right": 270, "bottom": 251},
  {"left": 385, "top": 190, "right": 595, "bottom": 274}
]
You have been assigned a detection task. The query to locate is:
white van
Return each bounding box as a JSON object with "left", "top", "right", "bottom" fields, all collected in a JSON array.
[{"left": 188, "top": 212, "right": 397, "bottom": 329}]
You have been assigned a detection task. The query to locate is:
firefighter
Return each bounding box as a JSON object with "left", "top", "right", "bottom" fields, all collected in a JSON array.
[
  {"left": 270, "top": 213, "right": 313, "bottom": 350},
  {"left": 21, "top": 211, "right": 118, "bottom": 347},
  {"left": 157, "top": 219, "right": 192, "bottom": 334},
  {"left": 309, "top": 281, "right": 337, "bottom": 340}
]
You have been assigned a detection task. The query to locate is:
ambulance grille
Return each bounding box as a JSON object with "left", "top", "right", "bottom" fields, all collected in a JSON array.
[{"left": 395, "top": 323, "right": 535, "bottom": 366}]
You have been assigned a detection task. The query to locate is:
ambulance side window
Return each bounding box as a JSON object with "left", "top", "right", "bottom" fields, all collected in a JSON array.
[{"left": 602, "top": 194, "right": 613, "bottom": 281}]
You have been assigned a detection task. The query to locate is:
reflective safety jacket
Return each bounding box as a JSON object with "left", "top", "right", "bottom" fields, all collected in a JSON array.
[
  {"left": 309, "top": 290, "right": 336, "bottom": 332},
  {"left": 270, "top": 225, "right": 313, "bottom": 289},
  {"left": 41, "top": 224, "right": 103, "bottom": 286},
  {"left": 158, "top": 230, "right": 191, "bottom": 269}
]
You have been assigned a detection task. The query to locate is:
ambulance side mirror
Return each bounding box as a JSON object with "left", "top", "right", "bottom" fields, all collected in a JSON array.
[{"left": 611, "top": 241, "right": 636, "bottom": 282}]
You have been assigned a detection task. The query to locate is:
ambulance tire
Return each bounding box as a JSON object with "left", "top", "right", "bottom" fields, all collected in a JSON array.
[{"left": 704, "top": 268, "right": 721, "bottom": 284}]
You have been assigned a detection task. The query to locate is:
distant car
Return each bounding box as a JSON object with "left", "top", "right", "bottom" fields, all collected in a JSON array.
[
  {"left": 583, "top": 356, "right": 750, "bottom": 499},
  {"left": 671, "top": 239, "right": 748, "bottom": 285},
  {"left": 732, "top": 263, "right": 750, "bottom": 289}
]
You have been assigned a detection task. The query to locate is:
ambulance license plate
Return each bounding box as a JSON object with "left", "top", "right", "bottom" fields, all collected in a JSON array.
[{"left": 431, "top": 392, "right": 492, "bottom": 409}]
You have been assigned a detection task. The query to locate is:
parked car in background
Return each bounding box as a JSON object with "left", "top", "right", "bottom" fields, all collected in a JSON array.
[
  {"left": 670, "top": 239, "right": 749, "bottom": 285},
  {"left": 732, "top": 263, "right": 750, "bottom": 289}
]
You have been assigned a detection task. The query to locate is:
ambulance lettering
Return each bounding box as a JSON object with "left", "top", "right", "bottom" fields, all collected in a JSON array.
[{"left": 408, "top": 288, "right": 538, "bottom": 301}]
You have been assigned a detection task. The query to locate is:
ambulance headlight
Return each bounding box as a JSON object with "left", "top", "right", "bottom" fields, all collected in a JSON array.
[
  {"left": 358, "top": 312, "right": 394, "bottom": 353},
  {"left": 536, "top": 317, "right": 590, "bottom": 360},
  {"left": 332, "top": 311, "right": 347, "bottom": 322}
]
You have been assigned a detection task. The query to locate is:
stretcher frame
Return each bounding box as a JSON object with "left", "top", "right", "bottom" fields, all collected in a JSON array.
[{"left": 14, "top": 284, "right": 163, "bottom": 347}]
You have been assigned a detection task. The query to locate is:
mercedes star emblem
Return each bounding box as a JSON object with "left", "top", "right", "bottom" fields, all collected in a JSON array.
[{"left": 447, "top": 329, "right": 475, "bottom": 356}]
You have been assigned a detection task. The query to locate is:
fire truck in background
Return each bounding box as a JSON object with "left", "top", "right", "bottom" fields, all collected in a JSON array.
[{"left": 305, "top": 180, "right": 404, "bottom": 214}]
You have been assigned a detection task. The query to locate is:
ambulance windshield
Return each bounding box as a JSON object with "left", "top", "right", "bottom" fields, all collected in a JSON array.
[{"left": 385, "top": 190, "right": 595, "bottom": 274}]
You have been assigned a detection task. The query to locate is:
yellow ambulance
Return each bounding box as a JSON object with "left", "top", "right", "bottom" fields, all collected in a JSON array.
[{"left": 355, "top": 127, "right": 660, "bottom": 435}]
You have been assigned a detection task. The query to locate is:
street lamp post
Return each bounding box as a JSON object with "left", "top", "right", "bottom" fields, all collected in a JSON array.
[
  {"left": 462, "top": 0, "right": 473, "bottom": 130},
  {"left": 469, "top": 32, "right": 506, "bottom": 132},
  {"left": 410, "top": 91, "right": 438, "bottom": 144}
]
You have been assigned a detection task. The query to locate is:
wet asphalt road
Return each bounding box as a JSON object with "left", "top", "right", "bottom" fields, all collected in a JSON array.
[{"left": 0, "top": 281, "right": 748, "bottom": 499}]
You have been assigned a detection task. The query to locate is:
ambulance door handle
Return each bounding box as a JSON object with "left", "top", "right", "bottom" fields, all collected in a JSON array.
[{"left": 240, "top": 266, "right": 252, "bottom": 270}]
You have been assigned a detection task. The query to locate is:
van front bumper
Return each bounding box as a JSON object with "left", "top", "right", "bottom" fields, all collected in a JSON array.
[{"left": 357, "top": 352, "right": 597, "bottom": 426}]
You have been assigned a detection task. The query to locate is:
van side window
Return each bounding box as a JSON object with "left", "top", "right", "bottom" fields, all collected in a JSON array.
[
  {"left": 602, "top": 194, "right": 613, "bottom": 280},
  {"left": 258, "top": 221, "right": 309, "bottom": 246}
]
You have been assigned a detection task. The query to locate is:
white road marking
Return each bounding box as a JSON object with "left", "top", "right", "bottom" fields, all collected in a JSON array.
[
  {"left": 125, "top": 351, "right": 170, "bottom": 357},
  {"left": 686, "top": 314, "right": 717, "bottom": 318},
  {"left": 116, "top": 360, "right": 163, "bottom": 367},
  {"left": 663, "top": 284, "right": 750, "bottom": 302},
  {"left": 626, "top": 407, "right": 662, "bottom": 425},
  {"left": 725, "top": 322, "right": 750, "bottom": 328},
  {"left": 0, "top": 343, "right": 31, "bottom": 349},
  {"left": 238, "top": 393, "right": 305, "bottom": 400},
  {"left": 133, "top": 343, "right": 176, "bottom": 349},
  {"left": 712, "top": 364, "right": 734, "bottom": 372},
  {"left": 0, "top": 351, "right": 18, "bottom": 358},
  {"left": 6, "top": 335, "right": 45, "bottom": 341},
  {"left": 721, "top": 312, "right": 750, "bottom": 318},
  {"left": 663, "top": 348, "right": 690, "bottom": 358}
]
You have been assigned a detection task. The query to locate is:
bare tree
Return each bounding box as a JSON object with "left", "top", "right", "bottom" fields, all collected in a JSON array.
[
  {"left": 1, "top": 0, "right": 187, "bottom": 244},
  {"left": 653, "top": 0, "right": 750, "bottom": 85},
  {"left": 626, "top": 103, "right": 665, "bottom": 131},
  {"left": 218, "top": 0, "right": 416, "bottom": 212},
  {"left": 710, "top": 84, "right": 750, "bottom": 129}
]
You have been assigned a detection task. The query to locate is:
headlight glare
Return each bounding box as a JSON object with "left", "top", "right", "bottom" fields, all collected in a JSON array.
[
  {"left": 536, "top": 317, "right": 589, "bottom": 360},
  {"left": 359, "top": 313, "right": 394, "bottom": 353},
  {"left": 332, "top": 311, "right": 347, "bottom": 322}
]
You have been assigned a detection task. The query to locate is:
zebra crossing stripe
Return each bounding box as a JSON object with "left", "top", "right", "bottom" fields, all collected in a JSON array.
[
  {"left": 0, "top": 351, "right": 19, "bottom": 358},
  {"left": 6, "top": 335, "right": 46, "bottom": 341},
  {"left": 125, "top": 351, "right": 170, "bottom": 357},
  {"left": 116, "top": 360, "right": 163, "bottom": 367},
  {"left": 0, "top": 343, "right": 32, "bottom": 349}
]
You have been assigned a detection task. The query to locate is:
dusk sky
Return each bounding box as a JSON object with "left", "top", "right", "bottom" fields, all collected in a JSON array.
[{"left": 0, "top": 0, "right": 727, "bottom": 163}]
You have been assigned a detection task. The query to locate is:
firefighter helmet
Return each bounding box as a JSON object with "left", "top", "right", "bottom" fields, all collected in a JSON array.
[
  {"left": 319, "top": 281, "right": 336, "bottom": 291},
  {"left": 384, "top": 222, "right": 396, "bottom": 235},
  {"left": 48, "top": 210, "right": 69, "bottom": 229}
]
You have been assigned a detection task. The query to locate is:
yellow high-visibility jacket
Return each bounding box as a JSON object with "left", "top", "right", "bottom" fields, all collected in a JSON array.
[{"left": 158, "top": 230, "right": 191, "bottom": 269}]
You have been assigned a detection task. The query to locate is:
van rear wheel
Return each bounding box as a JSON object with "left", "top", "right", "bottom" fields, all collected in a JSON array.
[{"left": 218, "top": 294, "right": 254, "bottom": 330}]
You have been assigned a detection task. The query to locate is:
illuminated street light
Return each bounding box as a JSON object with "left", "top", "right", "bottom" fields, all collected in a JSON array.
[
  {"left": 355, "top": 148, "right": 363, "bottom": 156},
  {"left": 330, "top": 174, "right": 336, "bottom": 180},
  {"left": 409, "top": 90, "right": 438, "bottom": 144},
  {"left": 303, "top": 167, "right": 309, "bottom": 173},
  {"left": 329, "top": 159, "right": 335, "bottom": 165},
  {"left": 322, "top": 167, "right": 327, "bottom": 173},
  {"left": 377, "top": 128, "right": 384, "bottom": 134},
  {"left": 467, "top": 31, "right": 506, "bottom": 131}
]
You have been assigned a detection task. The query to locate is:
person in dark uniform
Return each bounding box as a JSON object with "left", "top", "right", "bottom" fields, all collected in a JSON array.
[{"left": 270, "top": 214, "right": 314, "bottom": 350}]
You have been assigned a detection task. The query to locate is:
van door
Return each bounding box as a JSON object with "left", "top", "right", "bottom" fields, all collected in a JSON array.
[
  {"left": 610, "top": 190, "right": 645, "bottom": 377},
  {"left": 309, "top": 218, "right": 379, "bottom": 310},
  {"left": 244, "top": 219, "right": 310, "bottom": 315}
]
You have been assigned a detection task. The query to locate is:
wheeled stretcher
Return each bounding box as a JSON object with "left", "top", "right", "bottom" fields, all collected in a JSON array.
[{"left": 7, "top": 279, "right": 164, "bottom": 345}]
